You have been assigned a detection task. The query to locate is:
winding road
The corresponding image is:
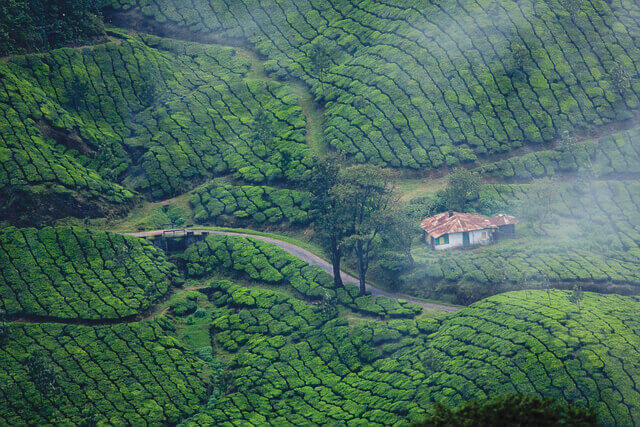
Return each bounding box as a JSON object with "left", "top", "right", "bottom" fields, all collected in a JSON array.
[{"left": 121, "top": 229, "right": 461, "bottom": 313}]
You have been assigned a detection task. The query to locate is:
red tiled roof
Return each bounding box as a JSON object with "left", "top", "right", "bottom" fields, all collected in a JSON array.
[
  {"left": 489, "top": 213, "right": 519, "bottom": 227},
  {"left": 420, "top": 211, "right": 517, "bottom": 238}
]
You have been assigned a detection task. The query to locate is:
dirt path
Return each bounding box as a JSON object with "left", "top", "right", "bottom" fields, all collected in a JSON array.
[{"left": 121, "top": 229, "right": 461, "bottom": 312}]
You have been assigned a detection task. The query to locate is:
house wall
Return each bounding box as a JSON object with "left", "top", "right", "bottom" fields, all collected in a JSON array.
[
  {"left": 434, "top": 232, "right": 463, "bottom": 250},
  {"left": 469, "top": 229, "right": 493, "bottom": 246},
  {"left": 433, "top": 229, "right": 493, "bottom": 250}
]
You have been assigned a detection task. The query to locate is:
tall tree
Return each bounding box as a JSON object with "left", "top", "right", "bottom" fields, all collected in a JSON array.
[
  {"left": 442, "top": 168, "right": 481, "bottom": 212},
  {"left": 335, "top": 164, "right": 396, "bottom": 295},
  {"left": 305, "top": 156, "right": 349, "bottom": 288}
]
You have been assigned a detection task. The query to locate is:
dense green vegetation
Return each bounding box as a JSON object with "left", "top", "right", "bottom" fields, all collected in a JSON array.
[
  {"left": 190, "top": 183, "right": 312, "bottom": 226},
  {"left": 2, "top": 0, "right": 640, "bottom": 424},
  {"left": 1, "top": 32, "right": 310, "bottom": 222},
  {"left": 182, "top": 234, "right": 421, "bottom": 318},
  {"left": 107, "top": 0, "right": 640, "bottom": 169},
  {"left": 0, "top": 226, "right": 177, "bottom": 320},
  {"left": 0, "top": 321, "right": 209, "bottom": 425},
  {"left": 424, "top": 291, "right": 640, "bottom": 426},
  {"left": 179, "top": 287, "right": 640, "bottom": 425},
  {"left": 416, "top": 393, "right": 597, "bottom": 426},
  {"left": 478, "top": 126, "right": 640, "bottom": 181},
  {"left": 403, "top": 175, "right": 640, "bottom": 303},
  {"left": 0, "top": 0, "right": 106, "bottom": 55}
]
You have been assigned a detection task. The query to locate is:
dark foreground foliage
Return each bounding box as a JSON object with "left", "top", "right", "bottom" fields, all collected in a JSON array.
[
  {"left": 0, "top": 0, "right": 106, "bottom": 55},
  {"left": 416, "top": 394, "right": 597, "bottom": 427}
]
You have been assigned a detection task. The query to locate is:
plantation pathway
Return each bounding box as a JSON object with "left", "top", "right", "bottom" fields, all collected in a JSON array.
[{"left": 121, "top": 229, "right": 461, "bottom": 312}]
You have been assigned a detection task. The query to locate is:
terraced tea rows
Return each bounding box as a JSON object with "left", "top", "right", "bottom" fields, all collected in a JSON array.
[
  {"left": 182, "top": 285, "right": 640, "bottom": 425},
  {"left": 488, "top": 179, "right": 640, "bottom": 252},
  {"left": 182, "top": 234, "right": 422, "bottom": 318},
  {"left": 1, "top": 32, "right": 310, "bottom": 222},
  {"left": 479, "top": 126, "right": 640, "bottom": 181},
  {"left": 0, "top": 226, "right": 177, "bottom": 320},
  {"left": 0, "top": 321, "right": 209, "bottom": 425},
  {"left": 182, "top": 280, "right": 434, "bottom": 425},
  {"left": 108, "top": 0, "right": 640, "bottom": 169},
  {"left": 425, "top": 291, "right": 640, "bottom": 426},
  {"left": 190, "top": 183, "right": 312, "bottom": 226}
]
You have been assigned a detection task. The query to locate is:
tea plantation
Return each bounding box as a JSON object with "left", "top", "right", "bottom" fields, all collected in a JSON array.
[
  {"left": 0, "top": 31, "right": 310, "bottom": 222},
  {"left": 182, "top": 234, "right": 422, "bottom": 318},
  {"left": 190, "top": 183, "right": 312, "bottom": 226},
  {"left": 2, "top": 0, "right": 640, "bottom": 424},
  {"left": 0, "top": 321, "right": 209, "bottom": 425},
  {"left": 107, "top": 0, "right": 640, "bottom": 168},
  {"left": 1, "top": 226, "right": 639, "bottom": 424},
  {"left": 0, "top": 226, "right": 178, "bottom": 320}
]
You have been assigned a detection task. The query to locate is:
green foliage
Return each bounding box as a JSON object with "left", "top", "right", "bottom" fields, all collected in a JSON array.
[
  {"left": 0, "top": 321, "right": 209, "bottom": 425},
  {"left": 0, "top": 0, "right": 106, "bottom": 55},
  {"left": 416, "top": 394, "right": 597, "bottom": 426},
  {"left": 182, "top": 234, "right": 421, "bottom": 318},
  {"left": 105, "top": 0, "right": 640, "bottom": 169},
  {"left": 0, "top": 226, "right": 177, "bottom": 319},
  {"left": 0, "top": 32, "right": 310, "bottom": 222},
  {"left": 190, "top": 183, "right": 312, "bottom": 226},
  {"left": 424, "top": 291, "right": 640, "bottom": 426},
  {"left": 478, "top": 127, "right": 640, "bottom": 182}
]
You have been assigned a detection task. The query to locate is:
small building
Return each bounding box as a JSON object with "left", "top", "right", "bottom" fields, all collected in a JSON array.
[{"left": 420, "top": 211, "right": 518, "bottom": 250}]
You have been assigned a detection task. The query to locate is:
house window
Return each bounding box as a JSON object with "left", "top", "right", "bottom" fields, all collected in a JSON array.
[
  {"left": 435, "top": 235, "right": 449, "bottom": 245},
  {"left": 482, "top": 231, "right": 487, "bottom": 239}
]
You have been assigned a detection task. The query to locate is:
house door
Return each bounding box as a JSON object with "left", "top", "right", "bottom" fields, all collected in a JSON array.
[{"left": 463, "top": 231, "right": 470, "bottom": 246}]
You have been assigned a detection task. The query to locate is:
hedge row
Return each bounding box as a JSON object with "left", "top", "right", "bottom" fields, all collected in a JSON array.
[
  {"left": 190, "top": 183, "right": 312, "bottom": 225},
  {"left": 0, "top": 226, "right": 178, "bottom": 320},
  {"left": 478, "top": 126, "right": 640, "bottom": 181},
  {"left": 1, "top": 32, "right": 310, "bottom": 207},
  {"left": 182, "top": 234, "right": 422, "bottom": 318},
  {"left": 182, "top": 280, "right": 434, "bottom": 425},
  {"left": 107, "top": 0, "right": 640, "bottom": 168},
  {"left": 0, "top": 321, "right": 209, "bottom": 425},
  {"left": 424, "top": 290, "right": 640, "bottom": 426}
]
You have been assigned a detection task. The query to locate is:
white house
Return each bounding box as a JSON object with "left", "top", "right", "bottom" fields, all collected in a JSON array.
[{"left": 420, "top": 211, "right": 518, "bottom": 250}]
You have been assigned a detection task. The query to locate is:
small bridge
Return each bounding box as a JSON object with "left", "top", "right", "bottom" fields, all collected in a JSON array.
[{"left": 131, "top": 228, "right": 209, "bottom": 252}]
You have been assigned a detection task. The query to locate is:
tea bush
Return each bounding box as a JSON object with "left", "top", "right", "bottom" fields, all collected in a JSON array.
[
  {"left": 107, "top": 0, "right": 640, "bottom": 169},
  {"left": 0, "top": 226, "right": 177, "bottom": 320},
  {"left": 190, "top": 183, "right": 312, "bottom": 226},
  {"left": 0, "top": 321, "right": 209, "bottom": 425}
]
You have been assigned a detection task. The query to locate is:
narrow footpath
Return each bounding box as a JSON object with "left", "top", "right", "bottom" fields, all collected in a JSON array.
[{"left": 121, "top": 229, "right": 461, "bottom": 312}]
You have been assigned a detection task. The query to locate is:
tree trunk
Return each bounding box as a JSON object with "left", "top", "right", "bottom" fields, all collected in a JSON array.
[
  {"left": 330, "top": 240, "right": 343, "bottom": 288},
  {"left": 357, "top": 240, "right": 367, "bottom": 295}
]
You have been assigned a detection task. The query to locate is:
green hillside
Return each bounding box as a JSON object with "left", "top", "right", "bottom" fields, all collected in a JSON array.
[
  {"left": 106, "top": 0, "right": 640, "bottom": 168},
  {"left": 1, "top": 225, "right": 638, "bottom": 424},
  {"left": 2, "top": 0, "right": 640, "bottom": 424}
]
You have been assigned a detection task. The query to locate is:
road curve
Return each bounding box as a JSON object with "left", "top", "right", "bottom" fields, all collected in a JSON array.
[{"left": 121, "top": 229, "right": 461, "bottom": 313}]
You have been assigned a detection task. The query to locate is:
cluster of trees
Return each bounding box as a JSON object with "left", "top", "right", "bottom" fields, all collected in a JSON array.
[
  {"left": 417, "top": 394, "right": 596, "bottom": 426},
  {"left": 0, "top": 0, "right": 106, "bottom": 55},
  {"left": 304, "top": 158, "right": 413, "bottom": 295}
]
